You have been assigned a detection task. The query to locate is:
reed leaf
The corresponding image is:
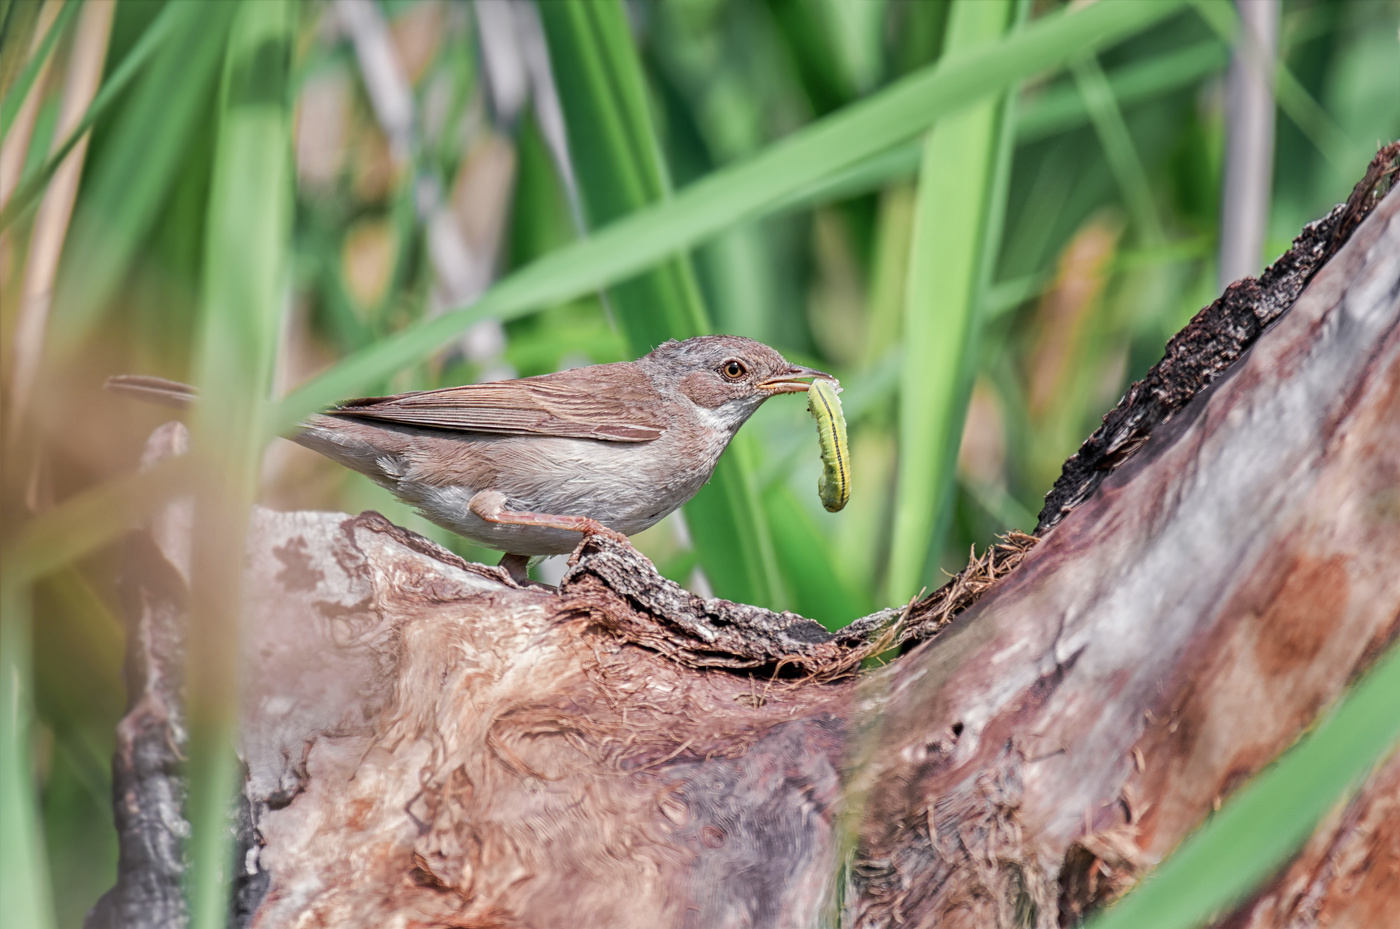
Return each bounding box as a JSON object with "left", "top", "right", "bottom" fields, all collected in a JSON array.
[
  {"left": 1072, "top": 54, "right": 1167, "bottom": 245},
  {"left": 184, "top": 2, "right": 293, "bottom": 925},
  {"left": 777, "top": 36, "right": 1228, "bottom": 214},
  {"left": 887, "top": 0, "right": 1022, "bottom": 601}
]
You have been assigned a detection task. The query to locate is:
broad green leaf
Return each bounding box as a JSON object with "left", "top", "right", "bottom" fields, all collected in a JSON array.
[
  {"left": 887, "top": 0, "right": 1021, "bottom": 602},
  {"left": 184, "top": 3, "right": 294, "bottom": 926},
  {"left": 1092, "top": 641, "right": 1400, "bottom": 929},
  {"left": 536, "top": 0, "right": 708, "bottom": 349},
  {"left": 538, "top": 0, "right": 785, "bottom": 608},
  {"left": 274, "top": 0, "right": 1187, "bottom": 431},
  {"left": 775, "top": 37, "right": 1228, "bottom": 225}
]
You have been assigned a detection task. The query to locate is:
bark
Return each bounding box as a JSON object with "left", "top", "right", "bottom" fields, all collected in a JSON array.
[{"left": 91, "top": 146, "right": 1400, "bottom": 929}]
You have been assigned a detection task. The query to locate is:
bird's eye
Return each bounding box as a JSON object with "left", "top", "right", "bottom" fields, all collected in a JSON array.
[{"left": 720, "top": 360, "right": 747, "bottom": 380}]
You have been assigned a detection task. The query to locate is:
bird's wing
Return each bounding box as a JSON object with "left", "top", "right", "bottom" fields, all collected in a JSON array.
[{"left": 327, "top": 363, "right": 668, "bottom": 442}]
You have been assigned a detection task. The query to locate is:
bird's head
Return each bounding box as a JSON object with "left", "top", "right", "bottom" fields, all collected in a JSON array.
[{"left": 641, "top": 335, "right": 834, "bottom": 434}]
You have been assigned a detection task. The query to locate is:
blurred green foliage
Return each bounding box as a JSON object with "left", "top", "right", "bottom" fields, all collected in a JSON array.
[{"left": 1, "top": 0, "right": 1396, "bottom": 926}]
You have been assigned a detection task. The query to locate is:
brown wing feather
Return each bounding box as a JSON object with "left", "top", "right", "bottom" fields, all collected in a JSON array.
[{"left": 328, "top": 363, "right": 667, "bottom": 442}]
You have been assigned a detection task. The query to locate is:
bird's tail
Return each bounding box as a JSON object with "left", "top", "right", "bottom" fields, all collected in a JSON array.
[{"left": 105, "top": 374, "right": 198, "bottom": 410}]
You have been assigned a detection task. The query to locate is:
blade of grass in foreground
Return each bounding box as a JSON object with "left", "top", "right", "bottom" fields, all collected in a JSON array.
[
  {"left": 0, "top": 582, "right": 56, "bottom": 929},
  {"left": 273, "top": 0, "right": 1185, "bottom": 431},
  {"left": 887, "top": 0, "right": 1021, "bottom": 602},
  {"left": 539, "top": 0, "right": 785, "bottom": 608},
  {"left": 184, "top": 2, "right": 293, "bottom": 926},
  {"left": 1091, "top": 640, "right": 1400, "bottom": 929}
]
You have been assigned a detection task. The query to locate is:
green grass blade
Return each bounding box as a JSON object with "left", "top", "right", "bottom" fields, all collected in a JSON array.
[
  {"left": 274, "top": 0, "right": 1186, "bottom": 429},
  {"left": 50, "top": 0, "right": 235, "bottom": 348},
  {"left": 887, "top": 0, "right": 1021, "bottom": 602},
  {"left": 0, "top": 0, "right": 79, "bottom": 146},
  {"left": 0, "top": 0, "right": 43, "bottom": 94},
  {"left": 538, "top": 0, "right": 785, "bottom": 607},
  {"left": 184, "top": 2, "right": 294, "bottom": 926},
  {"left": 1072, "top": 54, "right": 1167, "bottom": 245},
  {"left": 864, "top": 184, "right": 917, "bottom": 365},
  {"left": 747, "top": 35, "right": 1227, "bottom": 227},
  {"left": 0, "top": 0, "right": 187, "bottom": 230},
  {"left": 1019, "top": 37, "right": 1227, "bottom": 142},
  {"left": 1091, "top": 641, "right": 1400, "bottom": 929},
  {"left": 0, "top": 582, "right": 56, "bottom": 929}
]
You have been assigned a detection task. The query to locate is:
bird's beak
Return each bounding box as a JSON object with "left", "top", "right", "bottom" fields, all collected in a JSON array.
[{"left": 759, "top": 364, "right": 837, "bottom": 395}]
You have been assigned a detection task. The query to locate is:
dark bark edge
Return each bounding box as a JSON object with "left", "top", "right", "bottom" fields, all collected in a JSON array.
[{"left": 1034, "top": 141, "right": 1400, "bottom": 534}]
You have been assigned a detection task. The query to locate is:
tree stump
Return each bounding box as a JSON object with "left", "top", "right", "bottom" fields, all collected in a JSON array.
[{"left": 92, "top": 146, "right": 1400, "bottom": 929}]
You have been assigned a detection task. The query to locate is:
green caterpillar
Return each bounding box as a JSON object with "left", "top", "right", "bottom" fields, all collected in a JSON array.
[{"left": 806, "top": 379, "right": 850, "bottom": 512}]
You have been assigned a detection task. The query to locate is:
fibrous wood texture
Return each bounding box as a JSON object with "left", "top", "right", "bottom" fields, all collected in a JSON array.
[{"left": 92, "top": 149, "right": 1400, "bottom": 929}]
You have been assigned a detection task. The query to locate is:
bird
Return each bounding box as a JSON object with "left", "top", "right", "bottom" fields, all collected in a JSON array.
[{"left": 108, "top": 335, "right": 833, "bottom": 582}]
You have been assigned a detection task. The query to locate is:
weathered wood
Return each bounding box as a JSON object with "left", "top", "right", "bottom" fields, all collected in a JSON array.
[{"left": 92, "top": 149, "right": 1400, "bottom": 929}]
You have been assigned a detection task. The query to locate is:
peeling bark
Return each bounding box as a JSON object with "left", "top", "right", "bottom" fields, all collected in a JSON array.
[{"left": 92, "top": 148, "right": 1400, "bottom": 929}]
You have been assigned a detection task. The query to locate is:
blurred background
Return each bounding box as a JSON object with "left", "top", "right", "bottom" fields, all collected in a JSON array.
[{"left": 1, "top": 0, "right": 1397, "bottom": 925}]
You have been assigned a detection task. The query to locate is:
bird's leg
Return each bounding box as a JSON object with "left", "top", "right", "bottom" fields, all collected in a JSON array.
[
  {"left": 498, "top": 552, "right": 533, "bottom": 585},
  {"left": 469, "top": 490, "right": 630, "bottom": 545}
]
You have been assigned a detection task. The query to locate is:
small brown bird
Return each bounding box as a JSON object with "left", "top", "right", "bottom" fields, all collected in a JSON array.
[{"left": 109, "top": 335, "right": 832, "bottom": 581}]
